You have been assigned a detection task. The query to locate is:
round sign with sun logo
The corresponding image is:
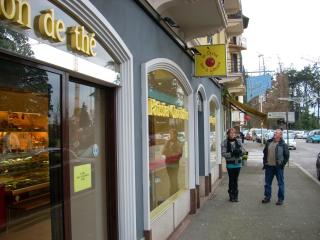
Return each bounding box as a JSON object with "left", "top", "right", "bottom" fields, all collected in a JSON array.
[{"left": 194, "top": 45, "right": 226, "bottom": 77}]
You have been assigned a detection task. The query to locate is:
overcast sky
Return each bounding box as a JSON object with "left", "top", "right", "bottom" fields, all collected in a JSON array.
[{"left": 241, "top": 0, "right": 320, "bottom": 73}]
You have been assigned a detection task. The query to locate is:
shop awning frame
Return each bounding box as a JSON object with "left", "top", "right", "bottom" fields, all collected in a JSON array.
[{"left": 226, "top": 97, "right": 267, "bottom": 119}]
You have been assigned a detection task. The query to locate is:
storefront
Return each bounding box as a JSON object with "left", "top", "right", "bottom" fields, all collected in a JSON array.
[
  {"left": 209, "top": 95, "right": 221, "bottom": 184},
  {"left": 196, "top": 87, "right": 209, "bottom": 200},
  {"left": 0, "top": 0, "right": 136, "bottom": 239},
  {"left": 191, "top": 79, "right": 222, "bottom": 199},
  {"left": 141, "top": 59, "right": 194, "bottom": 240},
  {"left": 0, "top": 1, "right": 228, "bottom": 239}
]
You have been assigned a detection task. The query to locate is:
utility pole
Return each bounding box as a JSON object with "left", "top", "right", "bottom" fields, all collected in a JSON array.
[
  {"left": 258, "top": 54, "right": 266, "bottom": 75},
  {"left": 277, "top": 56, "right": 283, "bottom": 73}
]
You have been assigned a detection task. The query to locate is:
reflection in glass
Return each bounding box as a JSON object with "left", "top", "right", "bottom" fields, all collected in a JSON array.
[
  {"left": 68, "top": 81, "right": 107, "bottom": 240},
  {"left": 0, "top": 23, "right": 34, "bottom": 57},
  {"left": 0, "top": 0, "right": 120, "bottom": 85},
  {"left": 0, "top": 58, "right": 62, "bottom": 239},
  {"left": 209, "top": 100, "right": 217, "bottom": 175},
  {"left": 148, "top": 69, "right": 189, "bottom": 211}
]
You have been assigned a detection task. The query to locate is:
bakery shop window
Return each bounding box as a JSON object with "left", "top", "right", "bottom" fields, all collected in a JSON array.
[
  {"left": 148, "top": 69, "right": 189, "bottom": 211},
  {"left": 209, "top": 100, "right": 217, "bottom": 170},
  {"left": 0, "top": 57, "right": 62, "bottom": 239}
]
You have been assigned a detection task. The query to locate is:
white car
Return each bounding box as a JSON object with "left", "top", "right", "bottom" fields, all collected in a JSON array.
[
  {"left": 294, "top": 130, "right": 305, "bottom": 139},
  {"left": 263, "top": 130, "right": 274, "bottom": 142},
  {"left": 283, "top": 133, "right": 296, "bottom": 150}
]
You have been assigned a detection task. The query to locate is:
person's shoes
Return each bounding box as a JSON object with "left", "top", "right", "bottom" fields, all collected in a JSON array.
[
  {"left": 233, "top": 198, "right": 239, "bottom": 202},
  {"left": 262, "top": 198, "right": 270, "bottom": 203},
  {"left": 276, "top": 200, "right": 283, "bottom": 205}
]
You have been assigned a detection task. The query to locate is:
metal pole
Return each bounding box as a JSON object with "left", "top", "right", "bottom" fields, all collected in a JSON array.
[
  {"left": 317, "top": 94, "right": 320, "bottom": 128},
  {"left": 260, "top": 95, "right": 263, "bottom": 145},
  {"left": 286, "top": 111, "right": 289, "bottom": 167}
]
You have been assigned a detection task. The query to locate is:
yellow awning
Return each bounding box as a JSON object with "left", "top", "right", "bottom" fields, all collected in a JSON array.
[{"left": 226, "top": 97, "right": 267, "bottom": 119}]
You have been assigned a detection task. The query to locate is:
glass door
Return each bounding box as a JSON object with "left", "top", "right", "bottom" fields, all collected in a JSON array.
[
  {"left": 0, "top": 57, "right": 63, "bottom": 239},
  {"left": 68, "top": 80, "right": 107, "bottom": 240}
]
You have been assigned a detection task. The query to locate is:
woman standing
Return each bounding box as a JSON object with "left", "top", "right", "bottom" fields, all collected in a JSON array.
[{"left": 221, "top": 128, "right": 245, "bottom": 202}]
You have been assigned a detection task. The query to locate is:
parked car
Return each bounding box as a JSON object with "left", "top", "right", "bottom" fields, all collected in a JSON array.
[
  {"left": 302, "top": 131, "right": 309, "bottom": 139},
  {"left": 294, "top": 130, "right": 305, "bottom": 139},
  {"left": 283, "top": 130, "right": 296, "bottom": 139},
  {"left": 255, "top": 129, "right": 268, "bottom": 143},
  {"left": 245, "top": 131, "right": 253, "bottom": 140},
  {"left": 249, "top": 128, "right": 260, "bottom": 142},
  {"left": 242, "top": 129, "right": 249, "bottom": 139},
  {"left": 263, "top": 130, "right": 274, "bottom": 143},
  {"left": 306, "top": 130, "right": 320, "bottom": 143},
  {"left": 316, "top": 152, "right": 320, "bottom": 181},
  {"left": 283, "top": 133, "right": 297, "bottom": 150}
]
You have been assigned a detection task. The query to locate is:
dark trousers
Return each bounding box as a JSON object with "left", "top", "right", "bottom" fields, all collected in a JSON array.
[
  {"left": 264, "top": 165, "right": 285, "bottom": 201},
  {"left": 227, "top": 167, "right": 241, "bottom": 199}
]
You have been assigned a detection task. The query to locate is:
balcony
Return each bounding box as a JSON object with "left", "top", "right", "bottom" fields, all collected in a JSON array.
[
  {"left": 228, "top": 85, "right": 246, "bottom": 96},
  {"left": 219, "top": 55, "right": 245, "bottom": 95},
  {"left": 146, "top": 0, "right": 228, "bottom": 41},
  {"left": 227, "top": 55, "right": 243, "bottom": 74},
  {"left": 229, "top": 36, "right": 247, "bottom": 51},
  {"left": 223, "top": 0, "right": 241, "bottom": 15},
  {"left": 226, "top": 17, "right": 243, "bottom": 36}
]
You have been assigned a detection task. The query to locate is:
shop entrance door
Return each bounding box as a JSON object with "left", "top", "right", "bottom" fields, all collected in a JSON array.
[
  {"left": 0, "top": 56, "right": 63, "bottom": 239},
  {"left": 0, "top": 51, "right": 117, "bottom": 240},
  {"left": 67, "top": 79, "right": 110, "bottom": 240}
]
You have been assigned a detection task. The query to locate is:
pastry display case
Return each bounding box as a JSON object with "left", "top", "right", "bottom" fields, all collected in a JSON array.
[{"left": 0, "top": 110, "right": 49, "bottom": 216}]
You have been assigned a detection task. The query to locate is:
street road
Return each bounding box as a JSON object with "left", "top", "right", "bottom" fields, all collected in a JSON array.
[{"left": 289, "top": 139, "right": 319, "bottom": 180}]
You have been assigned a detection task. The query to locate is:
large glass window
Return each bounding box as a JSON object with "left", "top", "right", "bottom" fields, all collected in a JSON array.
[
  {"left": 209, "top": 100, "right": 217, "bottom": 171},
  {"left": 148, "top": 69, "right": 189, "bottom": 211},
  {"left": 0, "top": 58, "right": 62, "bottom": 239}
]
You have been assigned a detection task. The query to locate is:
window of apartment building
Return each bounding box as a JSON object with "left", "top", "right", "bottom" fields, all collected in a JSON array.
[{"left": 231, "top": 53, "right": 238, "bottom": 72}]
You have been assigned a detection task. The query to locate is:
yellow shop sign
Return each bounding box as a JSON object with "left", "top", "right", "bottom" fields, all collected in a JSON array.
[
  {"left": 0, "top": 0, "right": 96, "bottom": 56},
  {"left": 194, "top": 44, "right": 227, "bottom": 77},
  {"left": 209, "top": 116, "right": 216, "bottom": 125},
  {"left": 148, "top": 98, "right": 189, "bottom": 120},
  {"left": 0, "top": 0, "right": 31, "bottom": 28}
]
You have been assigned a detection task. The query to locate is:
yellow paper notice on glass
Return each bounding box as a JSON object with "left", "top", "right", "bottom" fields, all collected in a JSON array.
[
  {"left": 194, "top": 44, "right": 227, "bottom": 77},
  {"left": 74, "top": 164, "right": 92, "bottom": 193}
]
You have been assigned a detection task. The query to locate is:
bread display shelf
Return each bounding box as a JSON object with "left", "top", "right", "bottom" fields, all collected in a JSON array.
[
  {"left": 8, "top": 182, "right": 50, "bottom": 212},
  {"left": 10, "top": 182, "right": 49, "bottom": 197}
]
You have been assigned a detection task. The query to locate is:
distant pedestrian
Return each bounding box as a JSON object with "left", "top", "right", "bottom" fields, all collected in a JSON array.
[
  {"left": 221, "top": 128, "right": 245, "bottom": 202},
  {"left": 262, "top": 129, "right": 289, "bottom": 205},
  {"left": 252, "top": 130, "right": 257, "bottom": 142},
  {"left": 239, "top": 131, "right": 245, "bottom": 143}
]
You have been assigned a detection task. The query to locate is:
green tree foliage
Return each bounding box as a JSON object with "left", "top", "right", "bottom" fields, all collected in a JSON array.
[
  {"left": 286, "top": 64, "right": 320, "bottom": 129},
  {"left": 0, "top": 24, "right": 54, "bottom": 114},
  {"left": 0, "top": 23, "right": 34, "bottom": 57},
  {"left": 79, "top": 102, "right": 91, "bottom": 128}
]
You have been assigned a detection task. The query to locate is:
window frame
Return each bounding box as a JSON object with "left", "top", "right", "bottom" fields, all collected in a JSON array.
[{"left": 141, "top": 58, "right": 194, "bottom": 231}]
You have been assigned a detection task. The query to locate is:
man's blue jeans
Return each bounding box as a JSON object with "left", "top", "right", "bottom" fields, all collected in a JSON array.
[{"left": 264, "top": 165, "right": 285, "bottom": 201}]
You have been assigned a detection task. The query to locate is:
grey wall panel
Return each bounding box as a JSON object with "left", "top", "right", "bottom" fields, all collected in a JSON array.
[
  {"left": 88, "top": 0, "right": 193, "bottom": 239},
  {"left": 192, "top": 78, "right": 222, "bottom": 103}
]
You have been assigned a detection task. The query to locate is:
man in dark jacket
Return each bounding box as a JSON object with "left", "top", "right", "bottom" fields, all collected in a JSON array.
[{"left": 262, "top": 129, "right": 289, "bottom": 205}]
